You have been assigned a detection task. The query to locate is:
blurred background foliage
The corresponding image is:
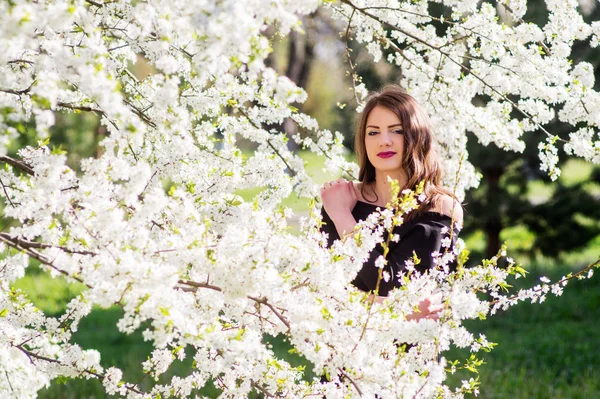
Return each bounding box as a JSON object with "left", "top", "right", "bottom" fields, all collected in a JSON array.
[{"left": 6, "top": 1, "right": 600, "bottom": 398}]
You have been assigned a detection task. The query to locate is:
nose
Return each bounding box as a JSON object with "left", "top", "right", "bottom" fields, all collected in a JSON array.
[{"left": 380, "top": 131, "right": 392, "bottom": 147}]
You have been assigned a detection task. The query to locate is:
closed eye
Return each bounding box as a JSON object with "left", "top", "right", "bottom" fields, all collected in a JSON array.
[{"left": 367, "top": 130, "right": 379, "bottom": 136}]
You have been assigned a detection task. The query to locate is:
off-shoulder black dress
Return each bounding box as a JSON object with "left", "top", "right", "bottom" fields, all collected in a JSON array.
[{"left": 321, "top": 200, "right": 458, "bottom": 296}]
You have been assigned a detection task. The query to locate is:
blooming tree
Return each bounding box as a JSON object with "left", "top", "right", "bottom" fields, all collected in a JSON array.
[{"left": 0, "top": 0, "right": 599, "bottom": 398}]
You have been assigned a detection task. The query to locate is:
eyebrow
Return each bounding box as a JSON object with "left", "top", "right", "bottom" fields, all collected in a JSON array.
[{"left": 366, "top": 123, "right": 403, "bottom": 129}]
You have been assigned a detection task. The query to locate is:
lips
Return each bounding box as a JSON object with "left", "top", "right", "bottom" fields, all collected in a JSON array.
[{"left": 377, "top": 151, "right": 397, "bottom": 159}]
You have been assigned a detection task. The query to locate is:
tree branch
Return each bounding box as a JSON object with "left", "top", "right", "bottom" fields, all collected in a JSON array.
[
  {"left": 248, "top": 296, "right": 291, "bottom": 332},
  {"left": 13, "top": 344, "right": 144, "bottom": 395},
  {"left": 123, "top": 99, "right": 157, "bottom": 128},
  {"left": 85, "top": 0, "right": 103, "bottom": 8},
  {"left": 0, "top": 82, "right": 34, "bottom": 96},
  {"left": 251, "top": 380, "right": 275, "bottom": 398},
  {"left": 177, "top": 280, "right": 292, "bottom": 332},
  {"left": 57, "top": 101, "right": 104, "bottom": 114},
  {"left": 177, "top": 279, "right": 222, "bottom": 292},
  {"left": 0, "top": 155, "right": 35, "bottom": 175},
  {"left": 0, "top": 233, "right": 98, "bottom": 256},
  {"left": 8, "top": 59, "right": 34, "bottom": 66},
  {"left": 0, "top": 234, "right": 89, "bottom": 286}
]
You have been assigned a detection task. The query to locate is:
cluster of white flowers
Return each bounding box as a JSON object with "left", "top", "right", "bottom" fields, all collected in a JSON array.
[
  {"left": 0, "top": 0, "right": 599, "bottom": 398},
  {"left": 330, "top": 0, "right": 600, "bottom": 197}
]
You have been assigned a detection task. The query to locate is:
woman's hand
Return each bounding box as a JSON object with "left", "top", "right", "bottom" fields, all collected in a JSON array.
[
  {"left": 321, "top": 179, "right": 358, "bottom": 239},
  {"left": 321, "top": 178, "right": 357, "bottom": 222},
  {"left": 406, "top": 293, "right": 445, "bottom": 322},
  {"left": 368, "top": 293, "right": 444, "bottom": 321}
]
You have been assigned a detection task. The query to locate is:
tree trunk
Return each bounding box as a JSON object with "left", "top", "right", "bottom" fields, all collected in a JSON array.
[{"left": 282, "top": 17, "right": 316, "bottom": 151}]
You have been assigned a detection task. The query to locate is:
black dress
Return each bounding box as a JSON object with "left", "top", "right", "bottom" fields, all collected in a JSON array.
[{"left": 321, "top": 201, "right": 458, "bottom": 296}]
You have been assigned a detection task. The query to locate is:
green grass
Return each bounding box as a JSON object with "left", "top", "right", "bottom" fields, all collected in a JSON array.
[
  {"left": 445, "top": 263, "right": 600, "bottom": 398},
  {"left": 12, "top": 267, "right": 85, "bottom": 314}
]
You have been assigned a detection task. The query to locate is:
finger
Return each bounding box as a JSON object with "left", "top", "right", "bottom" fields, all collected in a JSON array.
[
  {"left": 424, "top": 312, "right": 440, "bottom": 321},
  {"left": 428, "top": 304, "right": 445, "bottom": 314},
  {"left": 419, "top": 298, "right": 432, "bottom": 310},
  {"left": 349, "top": 181, "right": 357, "bottom": 195},
  {"left": 430, "top": 292, "right": 443, "bottom": 303},
  {"left": 346, "top": 181, "right": 354, "bottom": 195}
]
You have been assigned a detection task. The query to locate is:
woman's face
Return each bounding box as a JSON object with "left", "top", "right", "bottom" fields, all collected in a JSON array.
[{"left": 364, "top": 105, "right": 404, "bottom": 174}]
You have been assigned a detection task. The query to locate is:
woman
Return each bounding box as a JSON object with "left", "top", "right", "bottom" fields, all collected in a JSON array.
[{"left": 320, "top": 85, "right": 462, "bottom": 317}]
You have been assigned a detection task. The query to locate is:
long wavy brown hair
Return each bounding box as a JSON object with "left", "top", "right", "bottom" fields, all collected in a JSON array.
[{"left": 355, "top": 85, "right": 455, "bottom": 219}]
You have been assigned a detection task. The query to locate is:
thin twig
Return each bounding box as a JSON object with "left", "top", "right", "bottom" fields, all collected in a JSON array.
[
  {"left": 108, "top": 43, "right": 130, "bottom": 52},
  {"left": 138, "top": 170, "right": 158, "bottom": 201},
  {"left": 427, "top": 54, "right": 445, "bottom": 104},
  {"left": 489, "top": 257, "right": 600, "bottom": 306},
  {"left": 0, "top": 178, "right": 16, "bottom": 208},
  {"left": 236, "top": 108, "right": 298, "bottom": 177},
  {"left": 123, "top": 99, "right": 157, "bottom": 128},
  {"left": 290, "top": 278, "right": 310, "bottom": 291},
  {"left": 4, "top": 370, "right": 14, "bottom": 393},
  {"left": 344, "top": 8, "right": 362, "bottom": 105},
  {"left": 251, "top": 381, "right": 275, "bottom": 398},
  {"left": 248, "top": 296, "right": 291, "bottom": 332},
  {"left": 338, "top": 368, "right": 363, "bottom": 397}
]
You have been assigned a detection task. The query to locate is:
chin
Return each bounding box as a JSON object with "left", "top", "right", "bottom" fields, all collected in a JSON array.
[{"left": 372, "top": 162, "right": 402, "bottom": 172}]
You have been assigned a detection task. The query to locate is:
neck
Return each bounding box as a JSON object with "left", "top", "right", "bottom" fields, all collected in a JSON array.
[{"left": 372, "top": 170, "right": 408, "bottom": 205}]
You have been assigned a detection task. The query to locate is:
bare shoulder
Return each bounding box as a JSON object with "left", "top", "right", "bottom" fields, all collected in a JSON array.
[
  {"left": 434, "top": 194, "right": 463, "bottom": 224},
  {"left": 352, "top": 181, "right": 366, "bottom": 202}
]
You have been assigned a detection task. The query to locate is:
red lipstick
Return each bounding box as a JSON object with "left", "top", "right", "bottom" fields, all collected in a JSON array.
[{"left": 377, "top": 151, "right": 396, "bottom": 159}]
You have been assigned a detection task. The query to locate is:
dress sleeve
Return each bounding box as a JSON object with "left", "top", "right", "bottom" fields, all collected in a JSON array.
[{"left": 352, "top": 222, "right": 442, "bottom": 296}]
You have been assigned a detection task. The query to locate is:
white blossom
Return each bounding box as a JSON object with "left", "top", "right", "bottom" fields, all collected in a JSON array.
[{"left": 0, "top": 0, "right": 597, "bottom": 397}]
